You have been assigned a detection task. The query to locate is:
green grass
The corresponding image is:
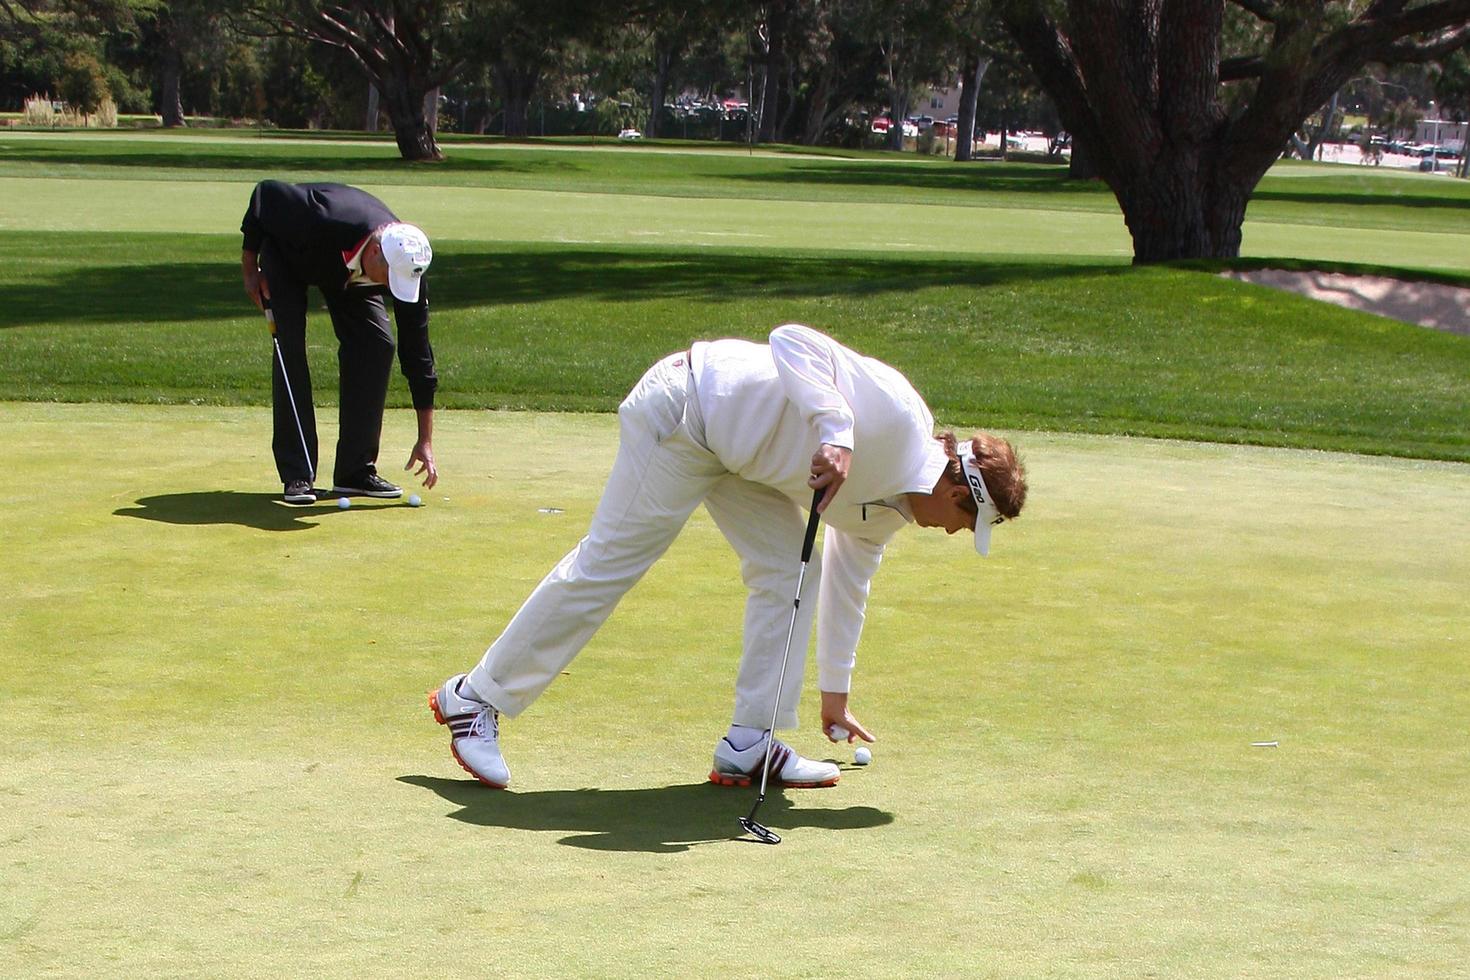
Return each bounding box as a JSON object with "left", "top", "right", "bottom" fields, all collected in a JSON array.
[
  {"left": 2, "top": 228, "right": 1468, "bottom": 460},
  {"left": 3, "top": 130, "right": 1469, "bottom": 977},
  {"left": 1, "top": 133, "right": 1468, "bottom": 460},
  {"left": 2, "top": 404, "right": 1468, "bottom": 976},
  {"left": 4, "top": 130, "right": 1469, "bottom": 231}
]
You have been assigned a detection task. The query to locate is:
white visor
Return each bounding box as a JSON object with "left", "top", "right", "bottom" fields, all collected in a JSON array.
[
  {"left": 958, "top": 448, "right": 1004, "bottom": 556},
  {"left": 379, "top": 223, "right": 433, "bottom": 303}
]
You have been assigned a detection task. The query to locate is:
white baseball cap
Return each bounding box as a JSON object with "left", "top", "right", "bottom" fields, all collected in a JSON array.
[
  {"left": 379, "top": 223, "right": 433, "bottom": 303},
  {"left": 958, "top": 446, "right": 1006, "bottom": 557}
]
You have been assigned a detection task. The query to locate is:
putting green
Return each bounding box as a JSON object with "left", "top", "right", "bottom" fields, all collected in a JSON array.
[{"left": 3, "top": 403, "right": 1467, "bottom": 976}]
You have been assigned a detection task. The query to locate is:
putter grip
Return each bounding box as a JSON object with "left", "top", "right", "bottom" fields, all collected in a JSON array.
[
  {"left": 262, "top": 297, "right": 276, "bottom": 336},
  {"left": 801, "top": 486, "right": 824, "bottom": 563}
]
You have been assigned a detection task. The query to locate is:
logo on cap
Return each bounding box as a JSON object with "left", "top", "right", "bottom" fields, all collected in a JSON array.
[{"left": 958, "top": 448, "right": 1004, "bottom": 556}]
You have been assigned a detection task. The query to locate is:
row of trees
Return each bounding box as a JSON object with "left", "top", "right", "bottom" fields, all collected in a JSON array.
[
  {"left": 4, "top": 0, "right": 1469, "bottom": 262},
  {"left": 0, "top": 0, "right": 1057, "bottom": 156}
]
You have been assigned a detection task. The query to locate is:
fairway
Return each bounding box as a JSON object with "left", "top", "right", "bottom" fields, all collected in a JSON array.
[{"left": 2, "top": 405, "right": 1468, "bottom": 976}]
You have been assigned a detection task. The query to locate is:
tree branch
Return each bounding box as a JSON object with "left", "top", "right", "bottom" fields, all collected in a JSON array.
[
  {"left": 1362, "top": 0, "right": 1410, "bottom": 18},
  {"left": 1224, "top": 0, "right": 1279, "bottom": 23},
  {"left": 1228, "top": 0, "right": 1470, "bottom": 81},
  {"left": 1219, "top": 54, "right": 1264, "bottom": 81},
  {"left": 1378, "top": 22, "right": 1470, "bottom": 62},
  {"left": 996, "top": 0, "right": 1122, "bottom": 183},
  {"left": 1376, "top": 0, "right": 1470, "bottom": 38}
]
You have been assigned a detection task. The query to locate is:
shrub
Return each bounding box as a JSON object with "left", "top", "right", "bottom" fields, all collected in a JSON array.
[
  {"left": 96, "top": 97, "right": 118, "bottom": 128},
  {"left": 593, "top": 92, "right": 645, "bottom": 136},
  {"left": 22, "top": 94, "right": 57, "bottom": 127}
]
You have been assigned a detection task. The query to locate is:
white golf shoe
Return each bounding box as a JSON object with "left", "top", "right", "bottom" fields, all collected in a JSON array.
[
  {"left": 709, "top": 734, "right": 840, "bottom": 788},
  {"left": 429, "top": 674, "right": 510, "bottom": 788}
]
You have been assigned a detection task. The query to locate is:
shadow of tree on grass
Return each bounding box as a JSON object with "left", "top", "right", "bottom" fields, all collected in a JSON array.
[
  {"left": 1, "top": 241, "right": 1128, "bottom": 330},
  {"left": 397, "top": 775, "right": 894, "bottom": 853}
]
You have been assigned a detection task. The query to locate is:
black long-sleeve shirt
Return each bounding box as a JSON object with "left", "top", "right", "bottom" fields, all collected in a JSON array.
[{"left": 242, "top": 180, "right": 437, "bottom": 409}]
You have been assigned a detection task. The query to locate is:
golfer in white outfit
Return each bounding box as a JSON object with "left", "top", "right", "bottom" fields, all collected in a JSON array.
[{"left": 431, "top": 324, "right": 1027, "bottom": 788}]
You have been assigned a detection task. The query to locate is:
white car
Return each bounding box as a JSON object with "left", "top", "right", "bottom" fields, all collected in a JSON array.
[{"left": 617, "top": 128, "right": 642, "bottom": 141}]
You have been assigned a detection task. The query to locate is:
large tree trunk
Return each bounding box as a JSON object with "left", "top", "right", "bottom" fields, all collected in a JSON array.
[
  {"left": 1068, "top": 135, "right": 1098, "bottom": 179},
  {"left": 802, "top": 59, "right": 838, "bottom": 145},
  {"left": 888, "top": 86, "right": 908, "bottom": 151},
  {"left": 380, "top": 75, "right": 442, "bottom": 161},
  {"left": 159, "top": 40, "right": 185, "bottom": 128},
  {"left": 777, "top": 59, "right": 802, "bottom": 140},
  {"left": 756, "top": 0, "right": 788, "bottom": 143},
  {"left": 496, "top": 61, "right": 538, "bottom": 138},
  {"left": 647, "top": 45, "right": 673, "bottom": 138},
  {"left": 1117, "top": 162, "right": 1250, "bottom": 262},
  {"left": 954, "top": 54, "right": 989, "bottom": 161}
]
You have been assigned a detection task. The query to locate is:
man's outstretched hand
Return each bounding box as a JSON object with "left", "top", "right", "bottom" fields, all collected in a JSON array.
[{"left": 406, "top": 440, "right": 438, "bottom": 489}]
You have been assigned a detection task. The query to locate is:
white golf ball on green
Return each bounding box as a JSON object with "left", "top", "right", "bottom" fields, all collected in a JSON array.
[
  {"left": 854, "top": 746, "right": 872, "bottom": 765},
  {"left": 408, "top": 494, "right": 422, "bottom": 507},
  {"left": 337, "top": 497, "right": 351, "bottom": 510}
]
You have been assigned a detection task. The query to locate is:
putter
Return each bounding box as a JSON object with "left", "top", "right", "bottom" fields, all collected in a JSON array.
[
  {"left": 263, "top": 297, "right": 315, "bottom": 485},
  {"left": 738, "top": 485, "right": 825, "bottom": 846}
]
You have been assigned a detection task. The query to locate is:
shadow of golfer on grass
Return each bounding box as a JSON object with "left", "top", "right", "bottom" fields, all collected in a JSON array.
[
  {"left": 115, "top": 491, "right": 349, "bottom": 531},
  {"left": 397, "top": 775, "right": 894, "bottom": 854}
]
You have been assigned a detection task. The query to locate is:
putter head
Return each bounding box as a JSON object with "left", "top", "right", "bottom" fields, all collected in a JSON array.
[{"left": 738, "top": 815, "right": 781, "bottom": 845}]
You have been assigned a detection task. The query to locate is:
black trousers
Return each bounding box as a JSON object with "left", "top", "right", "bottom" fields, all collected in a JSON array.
[{"left": 261, "top": 245, "right": 396, "bottom": 487}]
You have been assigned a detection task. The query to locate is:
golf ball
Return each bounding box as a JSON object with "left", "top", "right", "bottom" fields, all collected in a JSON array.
[
  {"left": 408, "top": 494, "right": 422, "bottom": 507},
  {"left": 829, "top": 724, "right": 850, "bottom": 742},
  {"left": 337, "top": 497, "right": 351, "bottom": 510},
  {"left": 854, "top": 746, "right": 872, "bottom": 766}
]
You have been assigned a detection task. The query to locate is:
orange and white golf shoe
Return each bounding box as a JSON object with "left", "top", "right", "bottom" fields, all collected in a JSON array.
[
  {"left": 430, "top": 674, "right": 510, "bottom": 789},
  {"left": 708, "top": 734, "right": 839, "bottom": 788}
]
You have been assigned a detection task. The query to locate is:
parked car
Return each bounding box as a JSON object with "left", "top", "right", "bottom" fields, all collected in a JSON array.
[
  {"left": 870, "top": 116, "right": 892, "bottom": 134},
  {"left": 1415, "top": 144, "right": 1458, "bottom": 159},
  {"left": 617, "top": 128, "right": 642, "bottom": 141}
]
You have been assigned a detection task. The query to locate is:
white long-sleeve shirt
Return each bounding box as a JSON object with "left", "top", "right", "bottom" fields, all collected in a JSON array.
[{"left": 690, "top": 324, "right": 949, "bottom": 692}]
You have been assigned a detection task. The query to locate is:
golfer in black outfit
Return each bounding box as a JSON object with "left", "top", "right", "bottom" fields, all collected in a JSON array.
[{"left": 240, "top": 180, "right": 439, "bottom": 504}]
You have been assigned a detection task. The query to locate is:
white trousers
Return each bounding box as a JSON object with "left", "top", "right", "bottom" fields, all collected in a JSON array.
[{"left": 466, "top": 352, "right": 820, "bottom": 730}]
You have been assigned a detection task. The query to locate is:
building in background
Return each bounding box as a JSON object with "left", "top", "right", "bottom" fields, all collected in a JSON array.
[{"left": 1416, "top": 118, "right": 1466, "bottom": 153}]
